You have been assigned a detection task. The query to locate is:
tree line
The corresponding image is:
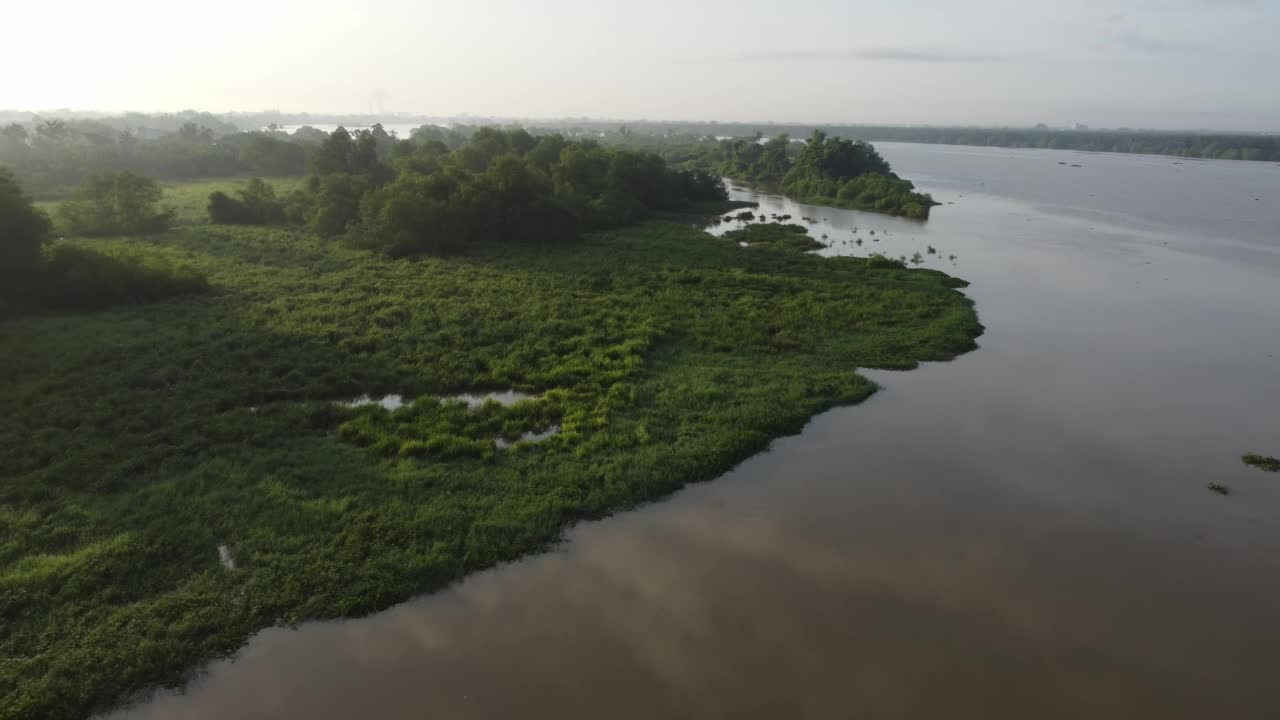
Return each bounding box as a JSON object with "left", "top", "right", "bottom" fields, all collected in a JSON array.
[
  {"left": 206, "top": 126, "right": 728, "bottom": 254},
  {"left": 0, "top": 119, "right": 316, "bottom": 196},
  {"left": 659, "top": 131, "right": 934, "bottom": 219},
  {"left": 528, "top": 120, "right": 1280, "bottom": 163}
]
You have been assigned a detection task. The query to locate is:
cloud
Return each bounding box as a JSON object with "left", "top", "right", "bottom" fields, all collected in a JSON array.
[
  {"left": 1110, "top": 30, "right": 1187, "bottom": 53},
  {"left": 739, "top": 47, "right": 1011, "bottom": 64}
]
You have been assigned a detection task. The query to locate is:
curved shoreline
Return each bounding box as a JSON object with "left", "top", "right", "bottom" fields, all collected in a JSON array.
[{"left": 1, "top": 182, "right": 981, "bottom": 720}]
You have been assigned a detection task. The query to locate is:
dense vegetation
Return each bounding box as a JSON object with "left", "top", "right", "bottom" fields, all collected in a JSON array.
[
  {"left": 778, "top": 131, "right": 936, "bottom": 219},
  {"left": 206, "top": 126, "right": 727, "bottom": 255},
  {"left": 658, "top": 131, "right": 935, "bottom": 219},
  {"left": 4, "top": 112, "right": 1276, "bottom": 205},
  {"left": 701, "top": 134, "right": 793, "bottom": 182},
  {"left": 58, "top": 171, "right": 173, "bottom": 236},
  {"left": 0, "top": 118, "right": 319, "bottom": 196},
  {"left": 0, "top": 168, "right": 205, "bottom": 317},
  {"left": 207, "top": 178, "right": 287, "bottom": 225},
  {"left": 0, "top": 177, "right": 981, "bottom": 720}
]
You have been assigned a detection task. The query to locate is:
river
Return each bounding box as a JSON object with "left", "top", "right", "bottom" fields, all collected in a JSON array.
[{"left": 108, "top": 144, "right": 1280, "bottom": 719}]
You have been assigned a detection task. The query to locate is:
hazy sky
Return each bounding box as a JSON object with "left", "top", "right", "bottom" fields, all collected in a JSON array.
[{"left": 5, "top": 0, "right": 1278, "bottom": 130}]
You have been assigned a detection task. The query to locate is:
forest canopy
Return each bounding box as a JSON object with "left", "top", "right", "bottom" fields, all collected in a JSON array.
[{"left": 208, "top": 125, "right": 729, "bottom": 255}]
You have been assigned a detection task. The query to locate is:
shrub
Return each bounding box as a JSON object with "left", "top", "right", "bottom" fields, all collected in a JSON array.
[
  {"left": 59, "top": 171, "right": 172, "bottom": 236},
  {"left": 207, "top": 179, "right": 286, "bottom": 225},
  {"left": 39, "top": 244, "right": 208, "bottom": 310},
  {"left": 676, "top": 169, "right": 728, "bottom": 202}
]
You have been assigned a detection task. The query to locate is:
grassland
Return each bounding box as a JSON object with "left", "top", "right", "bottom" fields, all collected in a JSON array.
[{"left": 0, "top": 179, "right": 981, "bottom": 720}]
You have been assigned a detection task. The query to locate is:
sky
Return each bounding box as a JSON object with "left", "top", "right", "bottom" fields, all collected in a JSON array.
[{"left": 4, "top": 0, "right": 1279, "bottom": 130}]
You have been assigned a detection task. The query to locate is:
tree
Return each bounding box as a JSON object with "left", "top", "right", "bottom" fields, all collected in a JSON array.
[
  {"left": 35, "top": 119, "right": 70, "bottom": 142},
  {"left": 238, "top": 134, "right": 308, "bottom": 175},
  {"left": 0, "top": 166, "right": 53, "bottom": 284},
  {"left": 312, "top": 127, "right": 356, "bottom": 175},
  {"left": 311, "top": 127, "right": 390, "bottom": 183},
  {"left": 307, "top": 173, "right": 369, "bottom": 236},
  {"left": 59, "top": 171, "right": 172, "bottom": 236},
  {"left": 208, "top": 178, "right": 286, "bottom": 225},
  {"left": 2, "top": 124, "right": 28, "bottom": 143}
]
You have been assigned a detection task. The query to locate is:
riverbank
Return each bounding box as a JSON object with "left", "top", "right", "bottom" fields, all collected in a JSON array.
[
  {"left": 0, "top": 180, "right": 980, "bottom": 720},
  {"left": 99, "top": 142, "right": 1280, "bottom": 720}
]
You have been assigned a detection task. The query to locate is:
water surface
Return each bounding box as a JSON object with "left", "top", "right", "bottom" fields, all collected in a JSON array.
[{"left": 109, "top": 144, "right": 1280, "bottom": 719}]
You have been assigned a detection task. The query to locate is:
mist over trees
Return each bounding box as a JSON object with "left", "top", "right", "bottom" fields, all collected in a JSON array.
[
  {"left": 59, "top": 172, "right": 172, "bottom": 236},
  {"left": 4, "top": 111, "right": 1277, "bottom": 201},
  {"left": 0, "top": 119, "right": 320, "bottom": 196}
]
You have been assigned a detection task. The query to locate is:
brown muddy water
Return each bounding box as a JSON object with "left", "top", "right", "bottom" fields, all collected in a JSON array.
[{"left": 108, "top": 144, "right": 1280, "bottom": 719}]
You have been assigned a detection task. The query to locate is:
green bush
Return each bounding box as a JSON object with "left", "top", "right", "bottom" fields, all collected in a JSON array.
[
  {"left": 39, "top": 244, "right": 209, "bottom": 310},
  {"left": 207, "top": 179, "right": 286, "bottom": 225},
  {"left": 58, "top": 171, "right": 172, "bottom": 236},
  {"left": 307, "top": 173, "right": 370, "bottom": 237}
]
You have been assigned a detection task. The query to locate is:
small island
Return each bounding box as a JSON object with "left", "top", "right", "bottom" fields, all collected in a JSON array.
[
  {"left": 1243, "top": 453, "right": 1280, "bottom": 472},
  {"left": 699, "top": 131, "right": 938, "bottom": 219}
]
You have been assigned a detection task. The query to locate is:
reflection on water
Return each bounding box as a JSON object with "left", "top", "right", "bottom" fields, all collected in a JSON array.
[
  {"left": 109, "top": 145, "right": 1280, "bottom": 720},
  {"left": 215, "top": 544, "right": 234, "bottom": 571},
  {"left": 339, "top": 394, "right": 406, "bottom": 411},
  {"left": 338, "top": 390, "right": 535, "bottom": 412},
  {"left": 445, "top": 389, "right": 535, "bottom": 409}
]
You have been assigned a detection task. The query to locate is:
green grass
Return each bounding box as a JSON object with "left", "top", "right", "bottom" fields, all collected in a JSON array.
[
  {"left": 1242, "top": 454, "right": 1280, "bottom": 472},
  {"left": 35, "top": 176, "right": 306, "bottom": 228},
  {"left": 0, "top": 180, "right": 981, "bottom": 720}
]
